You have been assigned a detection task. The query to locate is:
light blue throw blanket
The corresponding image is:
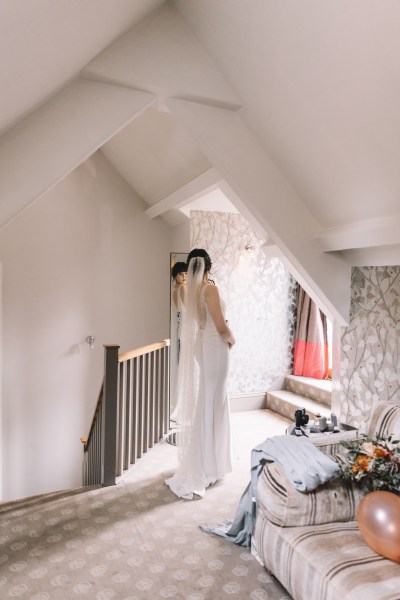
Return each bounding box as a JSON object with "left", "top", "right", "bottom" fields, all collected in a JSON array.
[{"left": 201, "top": 434, "right": 339, "bottom": 547}]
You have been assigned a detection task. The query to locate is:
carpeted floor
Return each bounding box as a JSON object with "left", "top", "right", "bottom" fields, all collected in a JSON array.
[{"left": 0, "top": 409, "right": 292, "bottom": 600}]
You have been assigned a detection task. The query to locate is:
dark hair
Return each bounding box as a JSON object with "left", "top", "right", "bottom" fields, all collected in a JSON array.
[
  {"left": 186, "top": 248, "right": 212, "bottom": 275},
  {"left": 171, "top": 262, "right": 187, "bottom": 280}
]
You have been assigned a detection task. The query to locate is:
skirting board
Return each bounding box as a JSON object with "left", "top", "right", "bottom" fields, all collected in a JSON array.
[{"left": 230, "top": 393, "right": 267, "bottom": 413}]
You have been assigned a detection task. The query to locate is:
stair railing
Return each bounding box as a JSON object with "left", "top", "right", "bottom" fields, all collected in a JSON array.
[{"left": 82, "top": 340, "right": 170, "bottom": 486}]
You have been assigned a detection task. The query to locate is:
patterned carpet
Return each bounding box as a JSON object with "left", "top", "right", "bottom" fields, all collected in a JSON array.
[{"left": 0, "top": 409, "right": 292, "bottom": 600}]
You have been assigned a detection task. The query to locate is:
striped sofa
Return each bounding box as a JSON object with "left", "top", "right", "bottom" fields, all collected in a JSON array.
[{"left": 253, "top": 402, "right": 400, "bottom": 600}]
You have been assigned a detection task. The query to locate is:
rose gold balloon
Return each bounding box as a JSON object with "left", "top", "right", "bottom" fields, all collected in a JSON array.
[{"left": 356, "top": 491, "right": 400, "bottom": 563}]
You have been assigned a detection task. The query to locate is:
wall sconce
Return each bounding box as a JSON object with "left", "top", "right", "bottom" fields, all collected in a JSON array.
[{"left": 86, "top": 335, "right": 95, "bottom": 349}]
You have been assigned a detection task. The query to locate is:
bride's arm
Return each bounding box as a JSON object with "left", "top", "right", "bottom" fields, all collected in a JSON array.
[{"left": 205, "top": 285, "right": 236, "bottom": 348}]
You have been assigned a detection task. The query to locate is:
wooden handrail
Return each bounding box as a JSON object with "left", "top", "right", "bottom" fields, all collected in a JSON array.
[
  {"left": 118, "top": 339, "right": 170, "bottom": 363},
  {"left": 82, "top": 341, "right": 171, "bottom": 444}
]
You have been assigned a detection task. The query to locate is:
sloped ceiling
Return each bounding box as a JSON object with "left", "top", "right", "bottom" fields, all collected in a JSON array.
[
  {"left": 174, "top": 0, "right": 400, "bottom": 259},
  {"left": 1, "top": 0, "right": 400, "bottom": 323},
  {"left": 101, "top": 108, "right": 212, "bottom": 226},
  {"left": 0, "top": 0, "right": 164, "bottom": 135}
]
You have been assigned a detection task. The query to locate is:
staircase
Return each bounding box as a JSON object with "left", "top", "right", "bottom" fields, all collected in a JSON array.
[
  {"left": 267, "top": 375, "right": 332, "bottom": 423},
  {"left": 82, "top": 340, "right": 170, "bottom": 488}
]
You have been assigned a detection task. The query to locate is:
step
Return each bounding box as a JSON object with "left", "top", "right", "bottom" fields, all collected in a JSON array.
[
  {"left": 285, "top": 375, "right": 332, "bottom": 408},
  {"left": 266, "top": 389, "right": 331, "bottom": 423}
]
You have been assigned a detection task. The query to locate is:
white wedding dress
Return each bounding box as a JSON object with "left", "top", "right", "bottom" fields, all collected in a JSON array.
[{"left": 166, "top": 283, "right": 232, "bottom": 499}]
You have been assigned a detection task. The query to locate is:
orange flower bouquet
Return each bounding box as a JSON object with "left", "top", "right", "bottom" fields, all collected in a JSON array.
[{"left": 338, "top": 434, "right": 400, "bottom": 494}]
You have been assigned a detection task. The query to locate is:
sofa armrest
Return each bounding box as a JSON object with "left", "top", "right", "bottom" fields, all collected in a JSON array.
[
  {"left": 257, "top": 462, "right": 365, "bottom": 527},
  {"left": 367, "top": 402, "right": 400, "bottom": 439}
]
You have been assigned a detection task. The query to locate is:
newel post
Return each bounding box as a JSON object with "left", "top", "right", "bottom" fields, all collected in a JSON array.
[{"left": 101, "top": 344, "right": 120, "bottom": 486}]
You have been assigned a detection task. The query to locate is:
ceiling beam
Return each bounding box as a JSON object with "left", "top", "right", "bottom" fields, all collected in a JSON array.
[
  {"left": 343, "top": 244, "right": 400, "bottom": 266},
  {"left": 315, "top": 215, "right": 400, "bottom": 252},
  {"left": 261, "top": 241, "right": 285, "bottom": 260},
  {"left": 83, "top": 3, "right": 240, "bottom": 111},
  {"left": 145, "top": 166, "right": 223, "bottom": 219},
  {"left": 0, "top": 79, "right": 155, "bottom": 229}
]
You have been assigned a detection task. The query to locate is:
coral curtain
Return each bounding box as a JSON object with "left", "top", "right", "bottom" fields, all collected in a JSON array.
[{"left": 293, "top": 286, "right": 329, "bottom": 379}]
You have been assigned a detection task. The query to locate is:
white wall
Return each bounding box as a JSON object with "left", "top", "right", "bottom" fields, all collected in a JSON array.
[
  {"left": 0, "top": 151, "right": 172, "bottom": 501},
  {"left": 170, "top": 220, "right": 190, "bottom": 254}
]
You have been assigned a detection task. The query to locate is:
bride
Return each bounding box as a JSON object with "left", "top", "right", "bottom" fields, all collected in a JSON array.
[{"left": 165, "top": 248, "right": 236, "bottom": 499}]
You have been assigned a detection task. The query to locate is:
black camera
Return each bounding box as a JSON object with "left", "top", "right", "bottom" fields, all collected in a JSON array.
[{"left": 294, "top": 408, "right": 309, "bottom": 428}]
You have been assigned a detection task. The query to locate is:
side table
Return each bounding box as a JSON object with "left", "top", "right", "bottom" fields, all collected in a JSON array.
[{"left": 286, "top": 422, "right": 359, "bottom": 455}]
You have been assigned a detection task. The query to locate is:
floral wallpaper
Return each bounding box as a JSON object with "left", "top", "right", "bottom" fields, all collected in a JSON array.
[
  {"left": 340, "top": 266, "right": 400, "bottom": 430},
  {"left": 190, "top": 211, "right": 297, "bottom": 396}
]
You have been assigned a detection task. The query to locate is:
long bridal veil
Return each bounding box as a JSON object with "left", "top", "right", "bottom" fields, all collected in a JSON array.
[
  {"left": 174, "top": 256, "right": 204, "bottom": 455},
  {"left": 166, "top": 256, "right": 207, "bottom": 497}
]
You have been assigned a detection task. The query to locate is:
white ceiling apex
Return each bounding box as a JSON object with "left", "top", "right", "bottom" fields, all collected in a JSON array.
[
  {"left": 0, "top": 80, "right": 155, "bottom": 229},
  {"left": 82, "top": 3, "right": 241, "bottom": 111},
  {"left": 167, "top": 97, "right": 351, "bottom": 325}
]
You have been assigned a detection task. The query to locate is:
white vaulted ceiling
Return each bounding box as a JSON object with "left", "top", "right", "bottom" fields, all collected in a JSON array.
[
  {"left": 174, "top": 0, "right": 400, "bottom": 258},
  {"left": 1, "top": 0, "right": 400, "bottom": 324}
]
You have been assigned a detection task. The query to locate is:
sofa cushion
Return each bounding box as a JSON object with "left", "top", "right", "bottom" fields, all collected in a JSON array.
[
  {"left": 253, "top": 514, "right": 400, "bottom": 600},
  {"left": 257, "top": 462, "right": 365, "bottom": 527}
]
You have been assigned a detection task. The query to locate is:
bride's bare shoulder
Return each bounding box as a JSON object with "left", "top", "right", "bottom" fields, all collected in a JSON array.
[{"left": 204, "top": 283, "right": 220, "bottom": 300}]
